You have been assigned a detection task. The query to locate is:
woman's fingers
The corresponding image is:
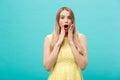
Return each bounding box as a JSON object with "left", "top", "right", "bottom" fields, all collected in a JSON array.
[{"left": 69, "top": 24, "right": 74, "bottom": 32}]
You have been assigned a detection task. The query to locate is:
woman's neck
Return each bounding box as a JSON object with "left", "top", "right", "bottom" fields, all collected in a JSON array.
[{"left": 65, "top": 32, "right": 68, "bottom": 37}]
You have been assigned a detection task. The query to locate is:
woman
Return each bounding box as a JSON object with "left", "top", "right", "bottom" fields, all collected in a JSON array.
[{"left": 43, "top": 7, "right": 88, "bottom": 80}]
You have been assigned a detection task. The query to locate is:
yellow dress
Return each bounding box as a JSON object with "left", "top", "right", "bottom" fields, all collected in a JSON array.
[{"left": 47, "top": 34, "right": 83, "bottom": 80}]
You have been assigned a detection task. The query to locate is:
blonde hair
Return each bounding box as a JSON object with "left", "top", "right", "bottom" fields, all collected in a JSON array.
[{"left": 51, "top": 7, "right": 83, "bottom": 55}]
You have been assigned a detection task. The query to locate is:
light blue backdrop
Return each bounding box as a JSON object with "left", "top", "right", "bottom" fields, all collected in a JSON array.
[{"left": 0, "top": 0, "right": 120, "bottom": 80}]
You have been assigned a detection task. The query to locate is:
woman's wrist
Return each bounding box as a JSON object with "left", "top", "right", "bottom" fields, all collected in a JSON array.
[
  {"left": 56, "top": 41, "right": 61, "bottom": 47},
  {"left": 69, "top": 40, "right": 74, "bottom": 46}
]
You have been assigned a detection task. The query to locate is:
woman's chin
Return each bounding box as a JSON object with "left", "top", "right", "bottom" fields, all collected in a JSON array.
[
  {"left": 64, "top": 28, "right": 69, "bottom": 32},
  {"left": 64, "top": 28, "right": 67, "bottom": 30},
  {"left": 65, "top": 30, "right": 68, "bottom": 33}
]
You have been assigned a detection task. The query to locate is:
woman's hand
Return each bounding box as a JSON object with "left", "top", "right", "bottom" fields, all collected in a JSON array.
[
  {"left": 57, "top": 26, "right": 65, "bottom": 46},
  {"left": 68, "top": 24, "right": 74, "bottom": 44}
]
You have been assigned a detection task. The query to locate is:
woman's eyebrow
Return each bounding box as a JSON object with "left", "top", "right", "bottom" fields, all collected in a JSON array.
[
  {"left": 60, "top": 15, "right": 65, "bottom": 17},
  {"left": 60, "top": 15, "right": 70, "bottom": 17},
  {"left": 68, "top": 15, "right": 71, "bottom": 17}
]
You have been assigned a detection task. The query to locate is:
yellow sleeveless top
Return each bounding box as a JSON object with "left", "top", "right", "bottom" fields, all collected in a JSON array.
[{"left": 47, "top": 34, "right": 83, "bottom": 80}]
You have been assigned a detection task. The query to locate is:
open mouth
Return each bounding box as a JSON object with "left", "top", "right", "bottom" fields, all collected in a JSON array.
[{"left": 64, "top": 25, "right": 68, "bottom": 28}]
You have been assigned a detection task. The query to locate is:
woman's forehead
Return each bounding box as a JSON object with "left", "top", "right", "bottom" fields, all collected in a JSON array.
[{"left": 60, "top": 10, "right": 70, "bottom": 16}]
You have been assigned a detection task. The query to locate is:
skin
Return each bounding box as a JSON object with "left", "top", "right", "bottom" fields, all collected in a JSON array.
[{"left": 44, "top": 10, "right": 88, "bottom": 71}]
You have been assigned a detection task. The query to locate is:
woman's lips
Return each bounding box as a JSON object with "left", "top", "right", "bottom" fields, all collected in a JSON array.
[
  {"left": 64, "top": 25, "right": 69, "bottom": 30},
  {"left": 64, "top": 25, "right": 68, "bottom": 28}
]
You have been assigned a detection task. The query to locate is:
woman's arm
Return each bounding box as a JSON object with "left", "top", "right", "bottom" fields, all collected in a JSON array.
[
  {"left": 43, "top": 27, "right": 65, "bottom": 71},
  {"left": 69, "top": 34, "right": 88, "bottom": 70},
  {"left": 43, "top": 37, "right": 61, "bottom": 71}
]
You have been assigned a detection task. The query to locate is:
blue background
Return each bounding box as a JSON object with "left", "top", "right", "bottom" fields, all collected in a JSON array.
[{"left": 0, "top": 0, "right": 120, "bottom": 80}]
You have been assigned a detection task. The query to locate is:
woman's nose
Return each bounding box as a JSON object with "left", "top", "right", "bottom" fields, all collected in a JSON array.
[{"left": 64, "top": 18, "right": 68, "bottom": 23}]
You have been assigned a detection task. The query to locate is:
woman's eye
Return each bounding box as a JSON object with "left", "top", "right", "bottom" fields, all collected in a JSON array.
[
  {"left": 60, "top": 16, "right": 64, "bottom": 19},
  {"left": 68, "top": 16, "right": 71, "bottom": 19}
]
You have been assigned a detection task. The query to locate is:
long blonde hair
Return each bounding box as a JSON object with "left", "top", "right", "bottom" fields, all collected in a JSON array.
[{"left": 51, "top": 7, "right": 83, "bottom": 55}]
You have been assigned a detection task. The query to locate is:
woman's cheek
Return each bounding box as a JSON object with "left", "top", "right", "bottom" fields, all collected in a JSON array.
[{"left": 60, "top": 23, "right": 64, "bottom": 28}]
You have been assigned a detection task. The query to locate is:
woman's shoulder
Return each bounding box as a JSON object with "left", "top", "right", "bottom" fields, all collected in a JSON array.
[
  {"left": 45, "top": 34, "right": 53, "bottom": 43},
  {"left": 46, "top": 34, "right": 53, "bottom": 38},
  {"left": 77, "top": 32, "right": 86, "bottom": 39}
]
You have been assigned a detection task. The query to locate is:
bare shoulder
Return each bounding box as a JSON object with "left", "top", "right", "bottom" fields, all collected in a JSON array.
[
  {"left": 44, "top": 36, "right": 49, "bottom": 43},
  {"left": 44, "top": 34, "right": 52, "bottom": 44},
  {"left": 78, "top": 33, "right": 87, "bottom": 47},
  {"left": 78, "top": 33, "right": 87, "bottom": 40}
]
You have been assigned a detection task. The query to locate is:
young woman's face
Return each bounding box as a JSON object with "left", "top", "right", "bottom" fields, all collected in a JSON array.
[{"left": 59, "top": 10, "right": 72, "bottom": 32}]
